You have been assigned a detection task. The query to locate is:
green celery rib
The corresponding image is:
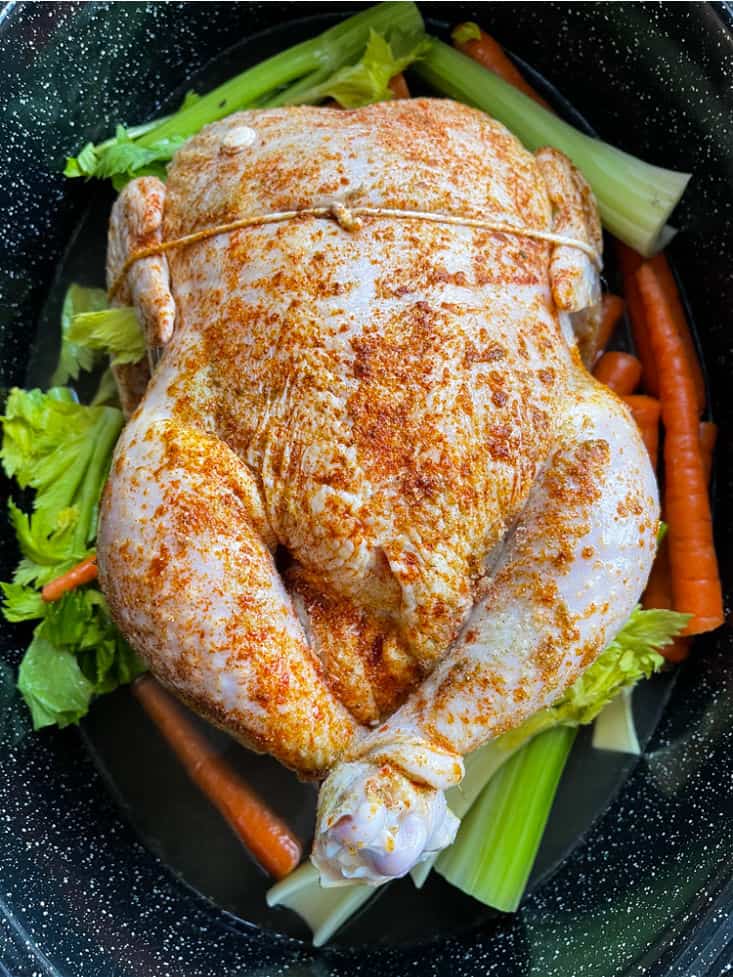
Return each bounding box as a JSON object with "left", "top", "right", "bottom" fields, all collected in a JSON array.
[
  {"left": 414, "top": 40, "right": 690, "bottom": 256},
  {"left": 139, "top": 3, "right": 423, "bottom": 144},
  {"left": 95, "top": 116, "right": 171, "bottom": 151},
  {"left": 262, "top": 68, "right": 335, "bottom": 109},
  {"left": 37, "top": 437, "right": 97, "bottom": 523},
  {"left": 411, "top": 729, "right": 526, "bottom": 888},
  {"left": 435, "top": 725, "right": 577, "bottom": 913},
  {"left": 72, "top": 409, "right": 124, "bottom": 550}
]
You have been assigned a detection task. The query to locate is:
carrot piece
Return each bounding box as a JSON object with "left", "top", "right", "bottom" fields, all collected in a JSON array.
[
  {"left": 593, "top": 293, "right": 625, "bottom": 363},
  {"left": 623, "top": 395, "right": 661, "bottom": 469},
  {"left": 132, "top": 675, "right": 302, "bottom": 879},
  {"left": 648, "top": 253, "right": 705, "bottom": 414},
  {"left": 388, "top": 73, "right": 410, "bottom": 99},
  {"left": 41, "top": 555, "right": 98, "bottom": 602},
  {"left": 642, "top": 418, "right": 715, "bottom": 661},
  {"left": 593, "top": 352, "right": 642, "bottom": 396},
  {"left": 616, "top": 242, "right": 659, "bottom": 395},
  {"left": 662, "top": 636, "right": 692, "bottom": 664},
  {"left": 452, "top": 23, "right": 551, "bottom": 110},
  {"left": 616, "top": 244, "right": 706, "bottom": 413},
  {"left": 636, "top": 263, "right": 723, "bottom": 635},
  {"left": 642, "top": 537, "right": 690, "bottom": 661},
  {"left": 643, "top": 540, "right": 673, "bottom": 612},
  {"left": 699, "top": 421, "right": 718, "bottom": 485}
]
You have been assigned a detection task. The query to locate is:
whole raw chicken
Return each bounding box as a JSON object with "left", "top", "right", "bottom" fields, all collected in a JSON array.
[{"left": 97, "top": 99, "right": 658, "bottom": 886}]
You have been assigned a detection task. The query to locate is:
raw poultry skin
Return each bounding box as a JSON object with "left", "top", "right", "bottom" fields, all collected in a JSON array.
[{"left": 97, "top": 99, "right": 659, "bottom": 885}]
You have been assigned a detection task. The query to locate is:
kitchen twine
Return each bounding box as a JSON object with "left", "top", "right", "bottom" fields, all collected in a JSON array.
[{"left": 108, "top": 202, "right": 601, "bottom": 300}]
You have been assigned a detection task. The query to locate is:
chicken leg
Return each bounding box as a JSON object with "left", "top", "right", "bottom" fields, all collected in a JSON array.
[
  {"left": 97, "top": 411, "right": 359, "bottom": 778},
  {"left": 312, "top": 361, "right": 659, "bottom": 883}
]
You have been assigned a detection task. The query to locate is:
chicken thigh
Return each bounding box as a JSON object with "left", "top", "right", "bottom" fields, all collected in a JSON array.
[{"left": 97, "top": 99, "right": 658, "bottom": 885}]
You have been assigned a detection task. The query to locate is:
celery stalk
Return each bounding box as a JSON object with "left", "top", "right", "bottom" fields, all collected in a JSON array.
[
  {"left": 261, "top": 68, "right": 335, "bottom": 109},
  {"left": 95, "top": 115, "right": 172, "bottom": 149},
  {"left": 592, "top": 687, "right": 641, "bottom": 755},
  {"left": 414, "top": 40, "right": 690, "bottom": 256},
  {"left": 435, "top": 725, "right": 577, "bottom": 913},
  {"left": 138, "top": 3, "right": 424, "bottom": 145},
  {"left": 266, "top": 862, "right": 373, "bottom": 948},
  {"left": 411, "top": 729, "right": 527, "bottom": 888},
  {"left": 71, "top": 409, "right": 124, "bottom": 550}
]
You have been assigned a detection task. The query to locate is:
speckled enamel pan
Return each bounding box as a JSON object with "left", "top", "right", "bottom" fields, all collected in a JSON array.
[{"left": 1, "top": 4, "right": 732, "bottom": 976}]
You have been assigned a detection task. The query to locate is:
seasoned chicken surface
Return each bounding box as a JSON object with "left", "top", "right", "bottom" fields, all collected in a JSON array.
[{"left": 97, "top": 99, "right": 658, "bottom": 885}]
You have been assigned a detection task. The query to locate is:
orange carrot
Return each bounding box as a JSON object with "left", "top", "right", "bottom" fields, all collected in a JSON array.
[
  {"left": 699, "top": 421, "right": 718, "bottom": 485},
  {"left": 388, "top": 73, "right": 411, "bottom": 99},
  {"left": 662, "top": 636, "right": 692, "bottom": 664},
  {"left": 643, "top": 418, "right": 718, "bottom": 662},
  {"left": 642, "top": 420, "right": 716, "bottom": 661},
  {"left": 643, "top": 540, "right": 673, "bottom": 612},
  {"left": 636, "top": 262, "right": 723, "bottom": 635},
  {"left": 593, "top": 293, "right": 625, "bottom": 363},
  {"left": 642, "top": 536, "right": 691, "bottom": 661},
  {"left": 623, "top": 395, "right": 661, "bottom": 469},
  {"left": 616, "top": 242, "right": 659, "bottom": 396},
  {"left": 41, "top": 555, "right": 98, "bottom": 602},
  {"left": 452, "top": 23, "right": 551, "bottom": 109},
  {"left": 649, "top": 253, "right": 705, "bottom": 414},
  {"left": 616, "top": 243, "right": 706, "bottom": 413},
  {"left": 593, "top": 352, "right": 643, "bottom": 395},
  {"left": 132, "top": 675, "right": 301, "bottom": 879}
]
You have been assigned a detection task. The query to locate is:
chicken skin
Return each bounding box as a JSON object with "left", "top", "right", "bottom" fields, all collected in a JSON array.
[{"left": 97, "top": 99, "right": 658, "bottom": 885}]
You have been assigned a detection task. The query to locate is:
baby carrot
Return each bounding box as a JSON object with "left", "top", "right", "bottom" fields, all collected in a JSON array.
[
  {"left": 451, "top": 23, "right": 551, "bottom": 109},
  {"left": 648, "top": 253, "right": 705, "bottom": 414},
  {"left": 643, "top": 416, "right": 717, "bottom": 662},
  {"left": 636, "top": 262, "right": 723, "bottom": 635},
  {"left": 643, "top": 540, "right": 672, "bottom": 612},
  {"left": 642, "top": 536, "right": 691, "bottom": 661},
  {"left": 616, "top": 244, "right": 706, "bottom": 414},
  {"left": 616, "top": 242, "right": 659, "bottom": 396},
  {"left": 699, "top": 421, "right": 718, "bottom": 485},
  {"left": 593, "top": 352, "right": 642, "bottom": 396},
  {"left": 41, "top": 555, "right": 98, "bottom": 602},
  {"left": 388, "top": 73, "right": 411, "bottom": 99},
  {"left": 623, "top": 394, "right": 661, "bottom": 469},
  {"left": 132, "top": 675, "right": 302, "bottom": 879},
  {"left": 593, "top": 293, "right": 625, "bottom": 362},
  {"left": 662, "top": 636, "right": 692, "bottom": 664}
]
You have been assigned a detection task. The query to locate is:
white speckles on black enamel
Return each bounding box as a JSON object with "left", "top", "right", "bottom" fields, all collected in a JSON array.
[{"left": 2, "top": 3, "right": 733, "bottom": 976}]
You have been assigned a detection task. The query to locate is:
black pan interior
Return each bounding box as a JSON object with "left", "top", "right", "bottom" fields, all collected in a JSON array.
[{"left": 1, "top": 4, "right": 732, "bottom": 976}]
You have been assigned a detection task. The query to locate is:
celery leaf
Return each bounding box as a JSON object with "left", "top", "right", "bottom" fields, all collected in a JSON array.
[
  {"left": 299, "top": 29, "right": 430, "bottom": 108},
  {"left": 17, "top": 634, "right": 95, "bottom": 730},
  {"left": 67, "top": 307, "right": 146, "bottom": 366},
  {"left": 1, "top": 388, "right": 123, "bottom": 583},
  {"left": 546, "top": 606, "right": 689, "bottom": 728},
  {"left": 64, "top": 125, "right": 184, "bottom": 190},
  {"left": 52, "top": 284, "right": 108, "bottom": 385},
  {"left": 17, "top": 595, "right": 146, "bottom": 731},
  {"left": 0, "top": 583, "right": 46, "bottom": 623}
]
